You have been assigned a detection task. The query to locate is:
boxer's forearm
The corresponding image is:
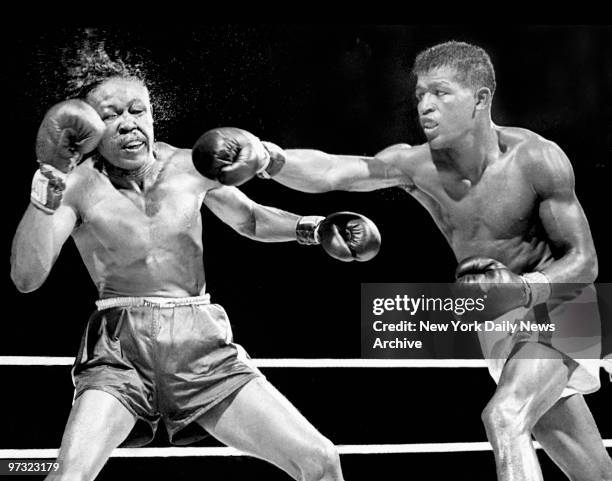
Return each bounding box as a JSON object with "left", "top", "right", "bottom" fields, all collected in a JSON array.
[
  {"left": 10, "top": 203, "right": 75, "bottom": 292},
  {"left": 540, "top": 248, "right": 598, "bottom": 286},
  {"left": 520, "top": 247, "right": 598, "bottom": 307},
  {"left": 273, "top": 149, "right": 409, "bottom": 193},
  {"left": 274, "top": 149, "right": 372, "bottom": 193}
]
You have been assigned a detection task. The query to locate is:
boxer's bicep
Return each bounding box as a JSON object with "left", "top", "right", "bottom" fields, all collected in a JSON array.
[
  {"left": 539, "top": 191, "right": 594, "bottom": 258},
  {"left": 533, "top": 144, "right": 597, "bottom": 281},
  {"left": 343, "top": 143, "right": 420, "bottom": 191},
  {"left": 204, "top": 185, "right": 256, "bottom": 235},
  {"left": 11, "top": 202, "right": 78, "bottom": 292},
  {"left": 335, "top": 155, "right": 410, "bottom": 192},
  {"left": 203, "top": 185, "right": 297, "bottom": 241}
]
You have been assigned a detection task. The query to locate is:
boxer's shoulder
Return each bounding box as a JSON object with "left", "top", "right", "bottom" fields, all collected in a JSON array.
[
  {"left": 154, "top": 141, "right": 218, "bottom": 190},
  {"left": 499, "top": 126, "right": 562, "bottom": 161},
  {"left": 153, "top": 141, "right": 182, "bottom": 165},
  {"left": 153, "top": 141, "right": 195, "bottom": 175},
  {"left": 500, "top": 126, "right": 573, "bottom": 192}
]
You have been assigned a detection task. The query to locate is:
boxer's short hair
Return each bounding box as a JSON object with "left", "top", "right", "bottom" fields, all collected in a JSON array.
[{"left": 412, "top": 41, "right": 496, "bottom": 95}]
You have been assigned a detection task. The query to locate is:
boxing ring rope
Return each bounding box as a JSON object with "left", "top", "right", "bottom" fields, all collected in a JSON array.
[
  {"left": 2, "top": 356, "right": 610, "bottom": 458},
  {"left": 1, "top": 356, "right": 610, "bottom": 368},
  {"left": 0, "top": 356, "right": 490, "bottom": 368},
  {"left": 2, "top": 442, "right": 612, "bottom": 459}
]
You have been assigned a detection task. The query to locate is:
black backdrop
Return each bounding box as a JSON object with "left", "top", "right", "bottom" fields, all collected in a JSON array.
[{"left": 2, "top": 25, "right": 611, "bottom": 481}]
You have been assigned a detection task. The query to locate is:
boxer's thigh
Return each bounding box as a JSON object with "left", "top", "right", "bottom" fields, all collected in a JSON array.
[
  {"left": 196, "top": 377, "right": 338, "bottom": 479},
  {"left": 47, "top": 390, "right": 136, "bottom": 481},
  {"left": 488, "top": 342, "right": 574, "bottom": 428}
]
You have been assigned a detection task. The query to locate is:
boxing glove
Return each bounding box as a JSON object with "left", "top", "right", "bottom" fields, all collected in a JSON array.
[
  {"left": 454, "top": 256, "right": 551, "bottom": 322},
  {"left": 192, "top": 127, "right": 273, "bottom": 186},
  {"left": 36, "top": 99, "right": 105, "bottom": 173},
  {"left": 31, "top": 100, "right": 105, "bottom": 213},
  {"left": 296, "top": 212, "right": 381, "bottom": 262}
]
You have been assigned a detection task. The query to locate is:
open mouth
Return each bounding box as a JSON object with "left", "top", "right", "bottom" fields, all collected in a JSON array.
[
  {"left": 122, "top": 140, "right": 146, "bottom": 152},
  {"left": 420, "top": 120, "right": 438, "bottom": 131},
  {"left": 421, "top": 122, "right": 440, "bottom": 136}
]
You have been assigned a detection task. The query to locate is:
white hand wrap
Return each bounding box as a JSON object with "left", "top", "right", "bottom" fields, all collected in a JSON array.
[
  {"left": 30, "top": 165, "right": 66, "bottom": 214},
  {"left": 255, "top": 147, "right": 271, "bottom": 175},
  {"left": 520, "top": 271, "right": 552, "bottom": 308},
  {"left": 257, "top": 141, "right": 286, "bottom": 179}
]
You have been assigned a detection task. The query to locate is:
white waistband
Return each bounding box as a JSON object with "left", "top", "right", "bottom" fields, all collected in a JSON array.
[{"left": 95, "top": 294, "right": 211, "bottom": 310}]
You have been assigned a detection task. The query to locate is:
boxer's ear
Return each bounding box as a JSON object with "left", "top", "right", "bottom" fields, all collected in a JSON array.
[{"left": 475, "top": 87, "right": 492, "bottom": 111}]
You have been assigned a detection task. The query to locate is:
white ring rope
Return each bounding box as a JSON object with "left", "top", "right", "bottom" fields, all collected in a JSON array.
[
  {"left": 0, "top": 357, "right": 487, "bottom": 367},
  {"left": 0, "top": 357, "right": 609, "bottom": 368},
  {"left": 1, "top": 441, "right": 611, "bottom": 459}
]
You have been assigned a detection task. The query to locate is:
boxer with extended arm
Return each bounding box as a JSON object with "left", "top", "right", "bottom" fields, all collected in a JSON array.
[{"left": 206, "top": 41, "right": 612, "bottom": 481}]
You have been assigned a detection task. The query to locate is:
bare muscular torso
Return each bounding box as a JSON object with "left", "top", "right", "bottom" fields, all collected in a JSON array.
[
  {"left": 400, "top": 127, "right": 556, "bottom": 273},
  {"left": 67, "top": 142, "right": 210, "bottom": 298}
]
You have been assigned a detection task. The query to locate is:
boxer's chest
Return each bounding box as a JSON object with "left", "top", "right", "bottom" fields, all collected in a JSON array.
[
  {"left": 412, "top": 156, "right": 537, "bottom": 242},
  {"left": 77, "top": 169, "right": 204, "bottom": 252}
]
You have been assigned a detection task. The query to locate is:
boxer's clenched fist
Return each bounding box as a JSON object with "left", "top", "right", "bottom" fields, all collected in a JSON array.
[
  {"left": 192, "top": 127, "right": 270, "bottom": 186},
  {"left": 453, "top": 257, "right": 549, "bottom": 323},
  {"left": 296, "top": 212, "right": 381, "bottom": 262}
]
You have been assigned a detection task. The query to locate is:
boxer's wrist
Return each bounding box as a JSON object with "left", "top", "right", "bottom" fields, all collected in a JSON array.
[
  {"left": 30, "top": 165, "right": 66, "bottom": 215},
  {"left": 520, "top": 271, "right": 552, "bottom": 308},
  {"left": 296, "top": 216, "right": 325, "bottom": 245},
  {"left": 255, "top": 146, "right": 271, "bottom": 175},
  {"left": 257, "top": 141, "right": 286, "bottom": 179}
]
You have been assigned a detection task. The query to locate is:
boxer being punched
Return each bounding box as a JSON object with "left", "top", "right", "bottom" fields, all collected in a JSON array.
[
  {"left": 210, "top": 42, "right": 612, "bottom": 481},
  {"left": 11, "top": 50, "right": 381, "bottom": 481}
]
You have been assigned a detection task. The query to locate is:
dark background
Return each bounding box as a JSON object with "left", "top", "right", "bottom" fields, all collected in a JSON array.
[{"left": 2, "top": 25, "right": 611, "bottom": 480}]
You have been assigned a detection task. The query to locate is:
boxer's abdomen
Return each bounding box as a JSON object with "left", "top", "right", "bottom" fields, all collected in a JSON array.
[{"left": 72, "top": 170, "right": 208, "bottom": 298}]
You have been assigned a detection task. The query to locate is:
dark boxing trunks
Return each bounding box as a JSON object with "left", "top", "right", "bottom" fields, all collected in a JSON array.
[{"left": 71, "top": 296, "right": 263, "bottom": 447}]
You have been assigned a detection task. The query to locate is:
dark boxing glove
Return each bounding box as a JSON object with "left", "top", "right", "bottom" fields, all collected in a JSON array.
[
  {"left": 192, "top": 127, "right": 276, "bottom": 186},
  {"left": 296, "top": 212, "right": 381, "bottom": 262},
  {"left": 454, "top": 256, "right": 551, "bottom": 322},
  {"left": 31, "top": 100, "right": 105, "bottom": 213},
  {"left": 36, "top": 99, "right": 105, "bottom": 173}
]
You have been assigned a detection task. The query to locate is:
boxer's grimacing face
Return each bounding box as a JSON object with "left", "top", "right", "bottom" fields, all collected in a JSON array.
[
  {"left": 86, "top": 77, "right": 155, "bottom": 170},
  {"left": 415, "top": 66, "right": 478, "bottom": 150}
]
